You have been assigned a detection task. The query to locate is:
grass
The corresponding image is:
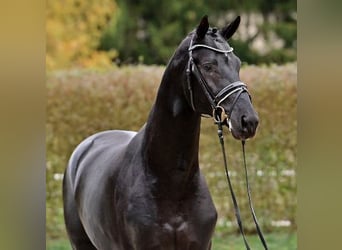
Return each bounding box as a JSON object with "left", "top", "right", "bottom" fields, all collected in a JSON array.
[
  {"left": 47, "top": 232, "right": 297, "bottom": 250},
  {"left": 212, "top": 232, "right": 296, "bottom": 250}
]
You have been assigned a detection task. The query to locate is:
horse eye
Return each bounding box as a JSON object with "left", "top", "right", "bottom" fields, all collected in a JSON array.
[{"left": 203, "top": 64, "right": 213, "bottom": 71}]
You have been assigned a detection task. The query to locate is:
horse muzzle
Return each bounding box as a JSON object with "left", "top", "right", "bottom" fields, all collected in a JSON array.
[
  {"left": 229, "top": 110, "right": 259, "bottom": 140},
  {"left": 214, "top": 105, "right": 259, "bottom": 140}
]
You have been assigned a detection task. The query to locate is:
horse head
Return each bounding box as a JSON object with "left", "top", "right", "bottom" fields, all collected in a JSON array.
[{"left": 182, "top": 15, "right": 259, "bottom": 140}]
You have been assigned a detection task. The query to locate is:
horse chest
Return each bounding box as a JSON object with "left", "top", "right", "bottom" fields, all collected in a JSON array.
[
  {"left": 125, "top": 195, "right": 216, "bottom": 250},
  {"left": 136, "top": 214, "right": 204, "bottom": 249},
  {"left": 156, "top": 214, "right": 195, "bottom": 244}
]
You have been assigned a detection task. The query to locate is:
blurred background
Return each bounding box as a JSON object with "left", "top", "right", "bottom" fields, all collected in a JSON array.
[
  {"left": 46, "top": 0, "right": 297, "bottom": 249},
  {"left": 46, "top": 0, "right": 296, "bottom": 69}
]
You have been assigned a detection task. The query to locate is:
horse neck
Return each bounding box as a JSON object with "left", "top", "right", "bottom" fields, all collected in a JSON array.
[{"left": 142, "top": 63, "right": 201, "bottom": 188}]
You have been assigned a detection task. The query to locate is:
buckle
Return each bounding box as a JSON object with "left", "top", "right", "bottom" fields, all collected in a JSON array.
[{"left": 213, "top": 106, "right": 228, "bottom": 124}]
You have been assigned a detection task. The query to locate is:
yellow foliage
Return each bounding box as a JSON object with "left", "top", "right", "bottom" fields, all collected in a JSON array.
[{"left": 46, "top": 0, "right": 117, "bottom": 70}]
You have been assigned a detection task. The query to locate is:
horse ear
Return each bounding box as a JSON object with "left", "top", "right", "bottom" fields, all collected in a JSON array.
[
  {"left": 196, "top": 15, "right": 209, "bottom": 39},
  {"left": 220, "top": 16, "right": 241, "bottom": 40}
]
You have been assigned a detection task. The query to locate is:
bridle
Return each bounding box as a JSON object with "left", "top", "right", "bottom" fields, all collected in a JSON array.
[
  {"left": 185, "top": 34, "right": 269, "bottom": 250},
  {"left": 185, "top": 35, "right": 249, "bottom": 130}
]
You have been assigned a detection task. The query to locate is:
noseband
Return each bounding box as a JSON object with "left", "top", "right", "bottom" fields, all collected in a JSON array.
[{"left": 185, "top": 36, "right": 250, "bottom": 129}]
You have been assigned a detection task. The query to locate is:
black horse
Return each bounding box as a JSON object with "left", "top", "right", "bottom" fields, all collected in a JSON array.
[{"left": 63, "top": 15, "right": 259, "bottom": 249}]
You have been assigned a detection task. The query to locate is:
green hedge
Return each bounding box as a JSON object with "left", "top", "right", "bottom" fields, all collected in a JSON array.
[{"left": 46, "top": 63, "right": 297, "bottom": 239}]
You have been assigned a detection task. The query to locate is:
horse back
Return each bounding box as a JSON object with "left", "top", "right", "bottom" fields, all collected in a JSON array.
[{"left": 66, "top": 130, "right": 136, "bottom": 186}]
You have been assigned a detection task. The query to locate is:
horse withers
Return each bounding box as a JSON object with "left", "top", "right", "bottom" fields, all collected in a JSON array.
[{"left": 63, "top": 15, "right": 258, "bottom": 250}]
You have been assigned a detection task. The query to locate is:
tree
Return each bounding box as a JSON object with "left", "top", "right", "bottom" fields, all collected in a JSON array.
[
  {"left": 99, "top": 0, "right": 296, "bottom": 65},
  {"left": 46, "top": 0, "right": 117, "bottom": 70}
]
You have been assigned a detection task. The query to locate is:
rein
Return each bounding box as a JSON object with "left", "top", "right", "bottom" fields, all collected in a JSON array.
[
  {"left": 215, "top": 115, "right": 268, "bottom": 250},
  {"left": 186, "top": 35, "right": 268, "bottom": 249}
]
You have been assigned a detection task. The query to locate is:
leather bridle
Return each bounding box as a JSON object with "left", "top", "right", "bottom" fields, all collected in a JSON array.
[
  {"left": 185, "top": 34, "right": 269, "bottom": 250},
  {"left": 185, "top": 35, "right": 250, "bottom": 130}
]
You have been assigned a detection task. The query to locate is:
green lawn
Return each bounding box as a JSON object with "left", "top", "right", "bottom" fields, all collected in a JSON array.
[
  {"left": 47, "top": 232, "right": 296, "bottom": 250},
  {"left": 212, "top": 232, "right": 296, "bottom": 250}
]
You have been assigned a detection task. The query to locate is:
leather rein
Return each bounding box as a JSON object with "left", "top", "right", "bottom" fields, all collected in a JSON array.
[{"left": 185, "top": 35, "right": 268, "bottom": 250}]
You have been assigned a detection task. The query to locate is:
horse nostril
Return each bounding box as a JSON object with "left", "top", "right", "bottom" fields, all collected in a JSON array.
[
  {"left": 241, "top": 115, "right": 248, "bottom": 130},
  {"left": 241, "top": 115, "right": 258, "bottom": 134}
]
